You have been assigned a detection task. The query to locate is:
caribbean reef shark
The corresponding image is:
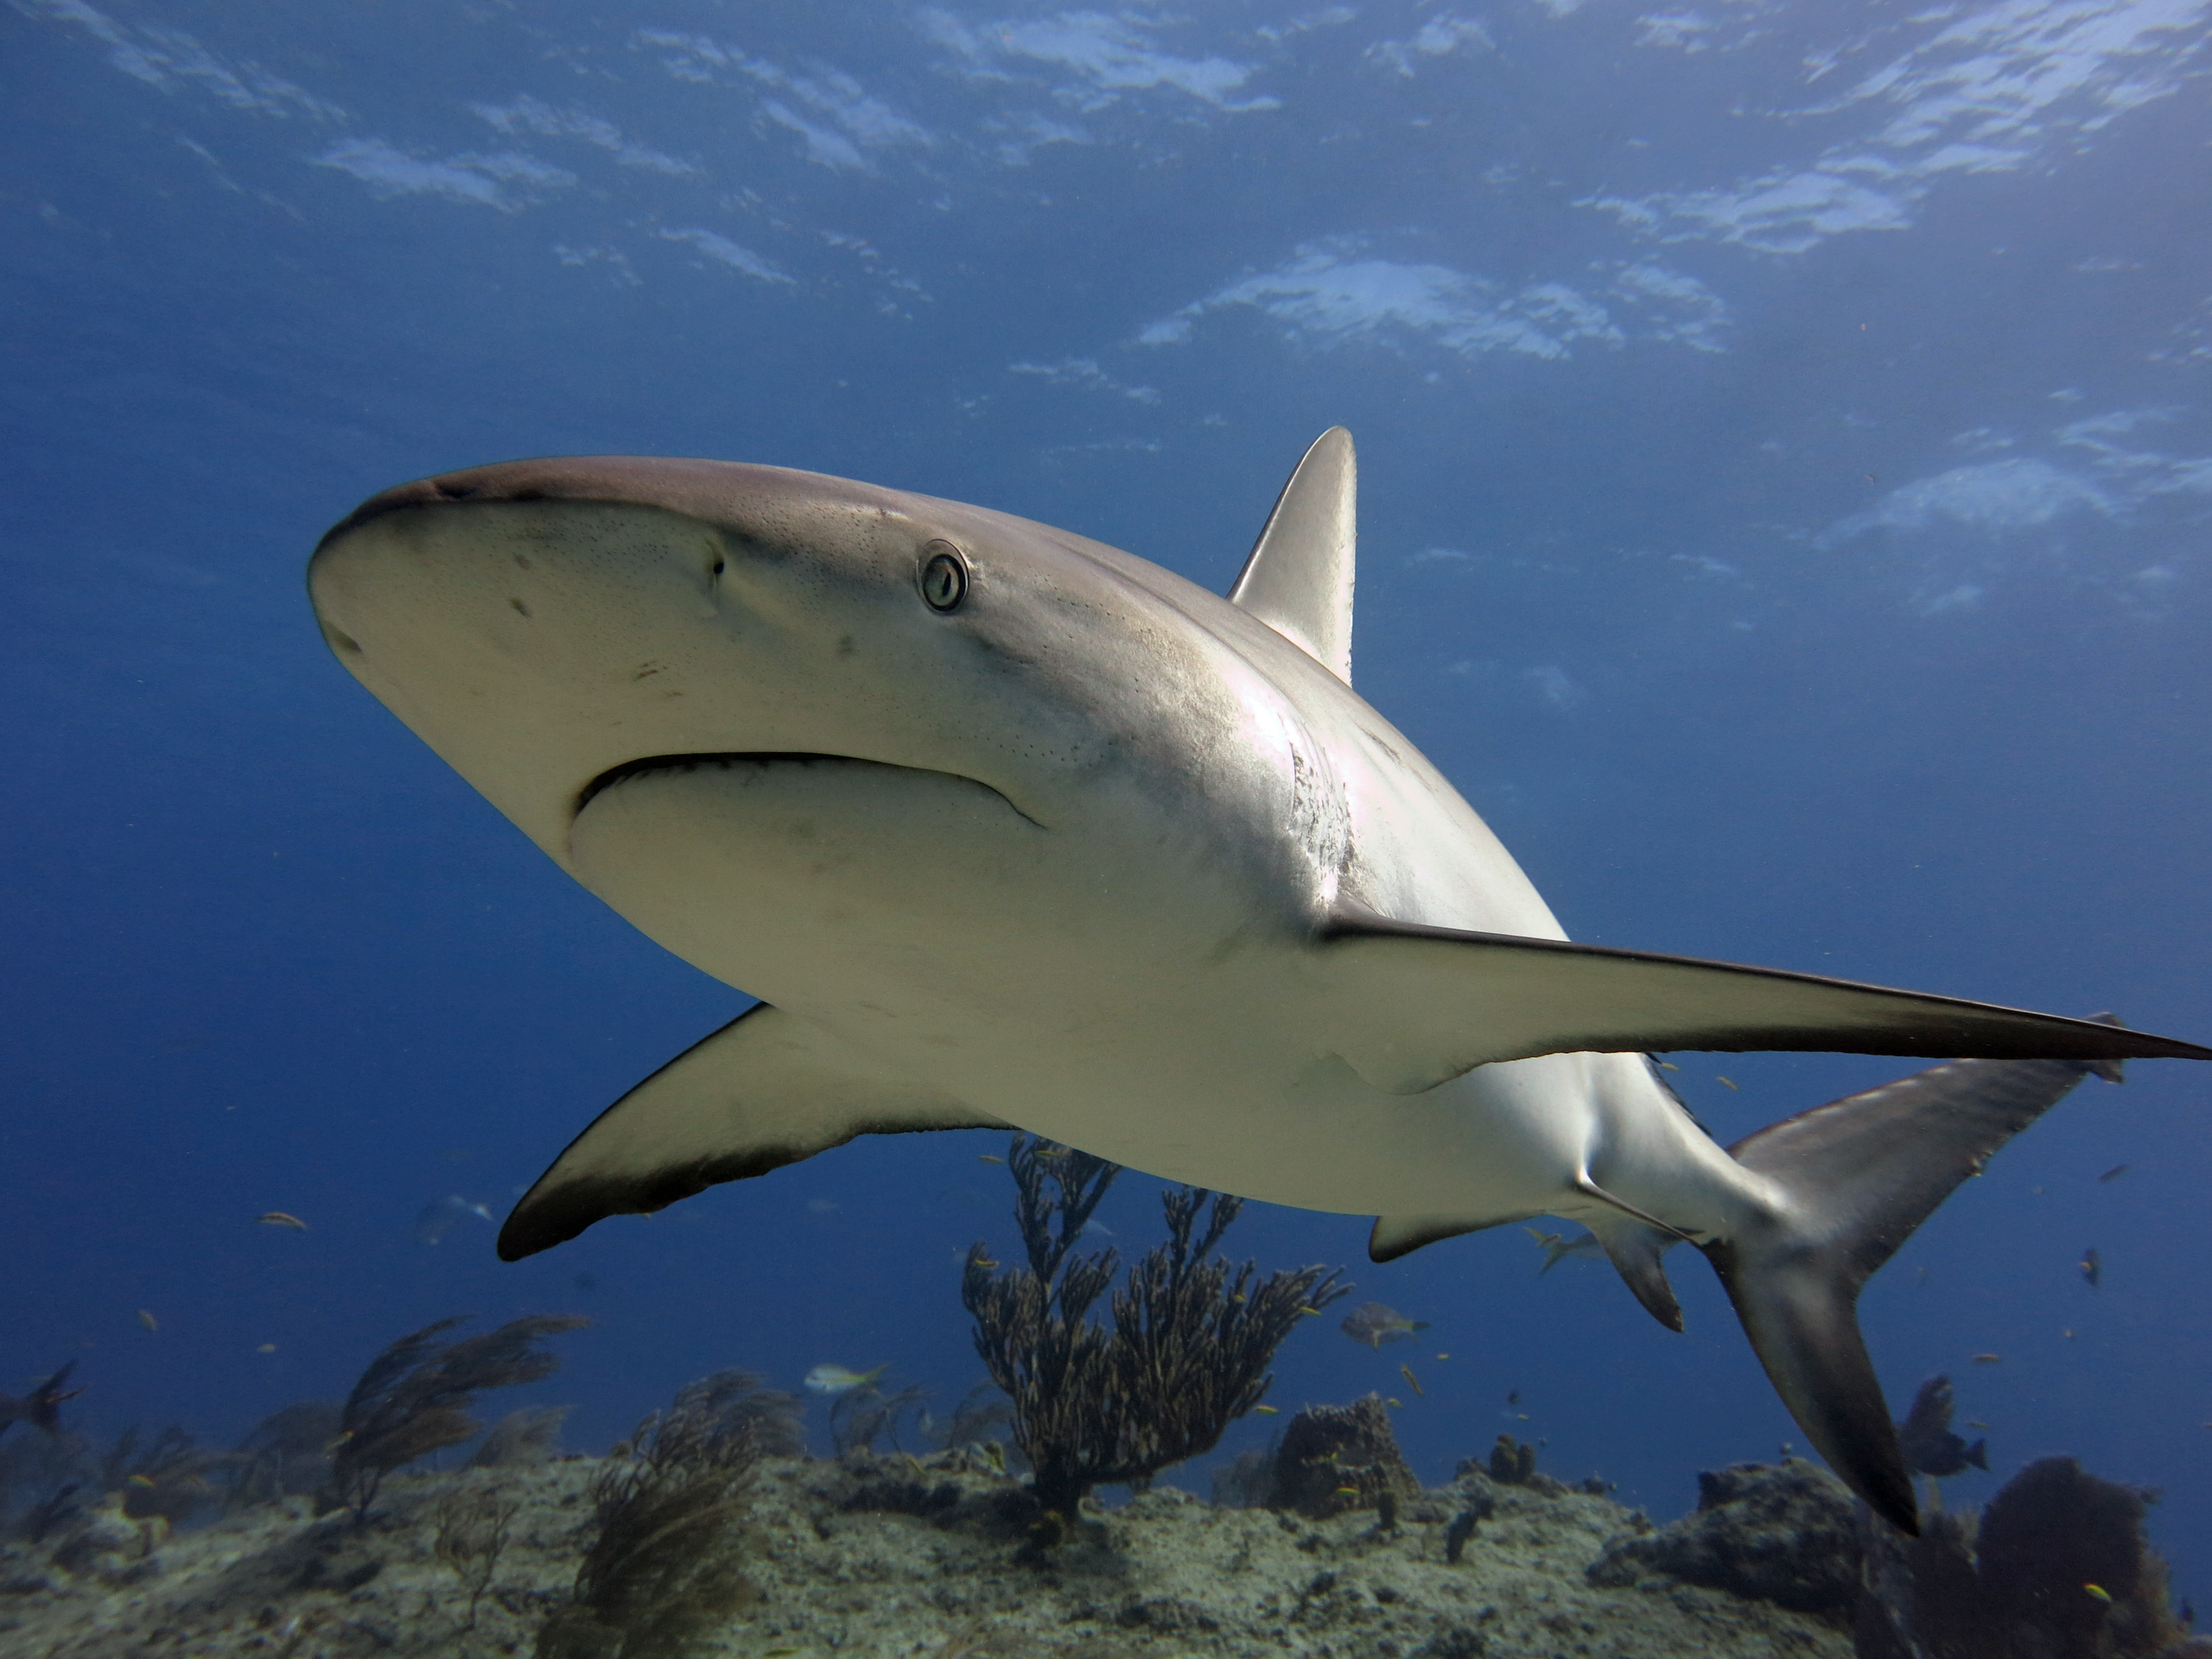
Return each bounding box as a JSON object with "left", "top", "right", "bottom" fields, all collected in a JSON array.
[{"left": 310, "top": 430, "right": 2209, "bottom": 1532}]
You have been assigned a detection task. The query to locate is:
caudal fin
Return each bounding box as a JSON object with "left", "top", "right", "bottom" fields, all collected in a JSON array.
[{"left": 1703, "top": 1024, "right": 2125, "bottom": 1534}]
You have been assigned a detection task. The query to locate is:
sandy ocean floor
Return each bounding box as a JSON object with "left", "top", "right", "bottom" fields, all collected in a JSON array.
[{"left": 0, "top": 1447, "right": 1850, "bottom": 1659}]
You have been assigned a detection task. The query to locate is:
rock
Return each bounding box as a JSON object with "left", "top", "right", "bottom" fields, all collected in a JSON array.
[
  {"left": 1587, "top": 1459, "right": 1860, "bottom": 1617},
  {"left": 1267, "top": 1395, "right": 1421, "bottom": 1520}
]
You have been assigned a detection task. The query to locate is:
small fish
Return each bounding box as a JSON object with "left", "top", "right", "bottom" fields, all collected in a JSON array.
[
  {"left": 137, "top": 1309, "right": 157, "bottom": 1333},
  {"left": 1436, "top": 1353, "right": 1449, "bottom": 1361},
  {"left": 1385, "top": 1398, "right": 1402, "bottom": 1407},
  {"left": 2084, "top": 1583, "right": 2113, "bottom": 1604},
  {"left": 1399, "top": 1363, "right": 1424, "bottom": 1397},
  {"left": 1522, "top": 1227, "right": 1601, "bottom": 1274},
  {"left": 977, "top": 1154, "right": 1004, "bottom": 1164},
  {"left": 1506, "top": 1390, "right": 1519, "bottom": 1406},
  {"left": 255, "top": 1211, "right": 308, "bottom": 1231},
  {"left": 1971, "top": 1353, "right": 2002, "bottom": 1364},
  {"left": 1298, "top": 1305, "right": 1322, "bottom": 1316},
  {"left": 1339, "top": 1302, "right": 1429, "bottom": 1348},
  {"left": 1716, "top": 1076, "right": 1739, "bottom": 1091},
  {"left": 805, "top": 1362, "right": 889, "bottom": 1396},
  {"left": 1655, "top": 1061, "right": 1679, "bottom": 1071},
  {"left": 127, "top": 1474, "right": 157, "bottom": 1489},
  {"left": 1896, "top": 1376, "right": 1987, "bottom": 1478},
  {"left": 2062, "top": 1328, "right": 2075, "bottom": 1339},
  {"left": 805, "top": 1197, "right": 840, "bottom": 1215},
  {"left": 1334, "top": 1485, "right": 1361, "bottom": 1495},
  {"left": 2079, "top": 1249, "right": 2101, "bottom": 1287},
  {"left": 256, "top": 1343, "right": 277, "bottom": 1353},
  {"left": 1253, "top": 1405, "right": 1279, "bottom": 1415},
  {"left": 1966, "top": 1420, "right": 1990, "bottom": 1430},
  {"left": 971, "top": 1256, "right": 1000, "bottom": 1270},
  {"left": 2099, "top": 1164, "right": 2130, "bottom": 1183}
]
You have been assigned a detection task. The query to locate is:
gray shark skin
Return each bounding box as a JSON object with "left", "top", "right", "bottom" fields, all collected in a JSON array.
[{"left": 309, "top": 430, "right": 2209, "bottom": 1533}]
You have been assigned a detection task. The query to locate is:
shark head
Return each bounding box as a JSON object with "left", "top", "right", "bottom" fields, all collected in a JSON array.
[
  {"left": 311, "top": 457, "right": 1185, "bottom": 860},
  {"left": 310, "top": 456, "right": 1335, "bottom": 1006}
]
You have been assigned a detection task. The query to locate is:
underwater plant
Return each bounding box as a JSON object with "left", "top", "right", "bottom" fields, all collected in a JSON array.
[
  {"left": 962, "top": 1133, "right": 1348, "bottom": 1521},
  {"left": 537, "top": 1369, "right": 801, "bottom": 1659},
  {"left": 323, "top": 1313, "right": 588, "bottom": 1526}
]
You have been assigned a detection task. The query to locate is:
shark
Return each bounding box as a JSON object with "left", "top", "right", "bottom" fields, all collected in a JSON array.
[{"left": 309, "top": 429, "right": 2209, "bottom": 1532}]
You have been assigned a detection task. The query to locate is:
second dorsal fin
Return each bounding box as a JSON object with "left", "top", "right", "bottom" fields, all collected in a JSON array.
[{"left": 1228, "top": 427, "right": 1356, "bottom": 683}]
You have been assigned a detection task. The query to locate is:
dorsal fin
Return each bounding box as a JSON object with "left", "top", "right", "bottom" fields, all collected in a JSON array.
[{"left": 1228, "top": 427, "right": 1355, "bottom": 683}]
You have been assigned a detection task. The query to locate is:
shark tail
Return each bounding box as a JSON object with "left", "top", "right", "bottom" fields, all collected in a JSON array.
[{"left": 1700, "top": 1026, "right": 2125, "bottom": 1535}]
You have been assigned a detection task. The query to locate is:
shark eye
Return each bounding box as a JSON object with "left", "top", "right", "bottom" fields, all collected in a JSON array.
[{"left": 919, "top": 542, "right": 969, "bottom": 613}]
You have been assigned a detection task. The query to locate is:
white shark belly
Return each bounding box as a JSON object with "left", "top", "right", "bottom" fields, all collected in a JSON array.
[{"left": 564, "top": 749, "right": 1749, "bottom": 1226}]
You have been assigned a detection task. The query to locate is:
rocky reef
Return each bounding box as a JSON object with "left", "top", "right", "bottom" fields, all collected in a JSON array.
[{"left": 0, "top": 1443, "right": 1852, "bottom": 1658}]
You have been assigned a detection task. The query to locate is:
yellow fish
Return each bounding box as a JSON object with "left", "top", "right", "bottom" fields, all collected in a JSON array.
[
  {"left": 1717, "top": 1076, "right": 1739, "bottom": 1091},
  {"left": 127, "top": 1474, "right": 157, "bottom": 1489},
  {"left": 1253, "top": 1405, "right": 1279, "bottom": 1415},
  {"left": 977, "top": 1155, "right": 1004, "bottom": 1164},
  {"left": 2084, "top": 1583, "right": 2113, "bottom": 1603},
  {"left": 137, "top": 1309, "right": 158, "bottom": 1333},
  {"left": 1400, "top": 1363, "right": 1424, "bottom": 1397},
  {"left": 255, "top": 1211, "right": 309, "bottom": 1231}
]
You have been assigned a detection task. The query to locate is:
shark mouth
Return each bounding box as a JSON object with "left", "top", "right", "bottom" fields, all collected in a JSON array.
[{"left": 575, "top": 753, "right": 1045, "bottom": 828}]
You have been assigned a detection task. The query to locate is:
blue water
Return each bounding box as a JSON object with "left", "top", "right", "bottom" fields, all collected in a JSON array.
[{"left": 7, "top": 0, "right": 2211, "bottom": 1605}]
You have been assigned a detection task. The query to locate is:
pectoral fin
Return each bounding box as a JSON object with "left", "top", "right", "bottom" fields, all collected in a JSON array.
[
  {"left": 1322, "top": 904, "right": 2211, "bottom": 1092},
  {"left": 499, "top": 1003, "right": 1005, "bottom": 1260}
]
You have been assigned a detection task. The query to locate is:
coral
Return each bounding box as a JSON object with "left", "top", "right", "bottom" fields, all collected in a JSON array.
[
  {"left": 469, "top": 1405, "right": 575, "bottom": 1469},
  {"left": 1265, "top": 1396, "right": 1420, "bottom": 1520},
  {"left": 322, "top": 1313, "right": 589, "bottom": 1526},
  {"left": 536, "top": 1370, "right": 800, "bottom": 1659},
  {"left": 927, "top": 1381, "right": 1019, "bottom": 1465},
  {"left": 962, "top": 1134, "right": 1348, "bottom": 1521},
  {"left": 1211, "top": 1445, "right": 1275, "bottom": 1509},
  {"left": 1855, "top": 1456, "right": 2210, "bottom": 1658},
  {"left": 432, "top": 1481, "right": 521, "bottom": 1630},
  {"left": 1443, "top": 1494, "right": 1495, "bottom": 1564},
  {"left": 1588, "top": 1459, "right": 1862, "bottom": 1618},
  {"left": 102, "top": 1424, "right": 234, "bottom": 1526},
  {"left": 829, "top": 1380, "right": 929, "bottom": 1457},
  {"left": 1488, "top": 1434, "right": 1538, "bottom": 1487},
  {"left": 227, "top": 1400, "right": 342, "bottom": 1509}
]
